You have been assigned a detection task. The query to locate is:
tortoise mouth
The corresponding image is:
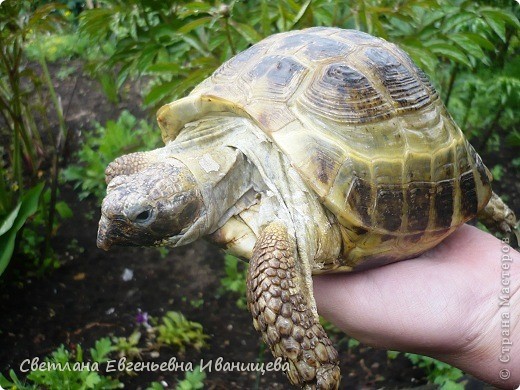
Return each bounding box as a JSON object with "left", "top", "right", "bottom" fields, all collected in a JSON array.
[
  {"left": 97, "top": 215, "right": 112, "bottom": 251},
  {"left": 157, "top": 228, "right": 190, "bottom": 247},
  {"left": 97, "top": 215, "right": 162, "bottom": 250}
]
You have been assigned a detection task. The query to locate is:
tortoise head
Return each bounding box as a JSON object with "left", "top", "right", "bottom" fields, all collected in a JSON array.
[{"left": 97, "top": 161, "right": 204, "bottom": 251}]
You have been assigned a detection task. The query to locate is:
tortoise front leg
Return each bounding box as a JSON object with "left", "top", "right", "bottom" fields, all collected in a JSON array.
[{"left": 247, "top": 222, "right": 340, "bottom": 389}]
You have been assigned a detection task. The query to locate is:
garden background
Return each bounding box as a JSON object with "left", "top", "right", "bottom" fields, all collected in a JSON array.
[{"left": 0, "top": 0, "right": 519, "bottom": 389}]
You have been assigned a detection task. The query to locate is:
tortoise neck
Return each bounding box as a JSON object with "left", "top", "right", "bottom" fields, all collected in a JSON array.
[{"left": 164, "top": 117, "right": 256, "bottom": 244}]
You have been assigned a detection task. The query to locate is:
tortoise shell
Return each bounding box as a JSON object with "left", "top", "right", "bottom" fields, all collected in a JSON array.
[{"left": 157, "top": 27, "right": 492, "bottom": 259}]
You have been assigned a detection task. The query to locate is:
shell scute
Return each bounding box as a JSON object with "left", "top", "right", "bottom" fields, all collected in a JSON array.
[
  {"left": 372, "top": 160, "right": 403, "bottom": 185},
  {"left": 245, "top": 102, "right": 296, "bottom": 132},
  {"left": 434, "top": 180, "right": 455, "bottom": 229},
  {"left": 297, "top": 36, "right": 353, "bottom": 62},
  {"left": 270, "top": 122, "right": 345, "bottom": 196},
  {"left": 363, "top": 47, "right": 432, "bottom": 112},
  {"left": 404, "top": 153, "right": 432, "bottom": 182},
  {"left": 405, "top": 182, "right": 434, "bottom": 232},
  {"left": 298, "top": 62, "right": 392, "bottom": 124},
  {"left": 266, "top": 32, "right": 311, "bottom": 54},
  {"left": 460, "top": 171, "right": 478, "bottom": 218},
  {"left": 243, "top": 55, "right": 308, "bottom": 102},
  {"left": 456, "top": 142, "right": 471, "bottom": 174},
  {"left": 212, "top": 43, "right": 268, "bottom": 82},
  {"left": 375, "top": 185, "right": 405, "bottom": 232},
  {"left": 346, "top": 177, "right": 373, "bottom": 227},
  {"left": 432, "top": 147, "right": 455, "bottom": 180},
  {"left": 331, "top": 29, "right": 380, "bottom": 45},
  {"left": 387, "top": 42, "right": 439, "bottom": 101}
]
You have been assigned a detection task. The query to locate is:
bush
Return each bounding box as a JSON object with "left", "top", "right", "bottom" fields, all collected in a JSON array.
[
  {"left": 25, "top": 32, "right": 91, "bottom": 62},
  {"left": 63, "top": 110, "right": 162, "bottom": 203}
]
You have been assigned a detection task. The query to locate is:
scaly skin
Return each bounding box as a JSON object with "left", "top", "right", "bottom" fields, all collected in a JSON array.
[
  {"left": 478, "top": 192, "right": 517, "bottom": 234},
  {"left": 246, "top": 222, "right": 340, "bottom": 389},
  {"left": 105, "top": 151, "right": 157, "bottom": 184}
]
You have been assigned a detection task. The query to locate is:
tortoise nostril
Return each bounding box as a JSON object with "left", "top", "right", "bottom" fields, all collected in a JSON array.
[{"left": 135, "top": 209, "right": 152, "bottom": 222}]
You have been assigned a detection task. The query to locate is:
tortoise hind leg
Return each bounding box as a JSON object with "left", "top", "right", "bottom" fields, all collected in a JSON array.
[
  {"left": 478, "top": 192, "right": 519, "bottom": 245},
  {"left": 246, "top": 221, "right": 340, "bottom": 389}
]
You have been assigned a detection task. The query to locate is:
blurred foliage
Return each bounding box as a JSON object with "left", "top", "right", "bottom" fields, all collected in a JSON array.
[
  {"left": 447, "top": 53, "right": 520, "bottom": 149},
  {"left": 111, "top": 330, "right": 143, "bottom": 360},
  {"left": 0, "top": 340, "right": 122, "bottom": 390},
  {"left": 0, "top": 1, "right": 75, "bottom": 277},
  {"left": 388, "top": 351, "right": 465, "bottom": 389},
  {"left": 150, "top": 311, "right": 209, "bottom": 353},
  {"left": 218, "top": 254, "right": 248, "bottom": 309},
  {"left": 145, "top": 367, "right": 207, "bottom": 390},
  {"left": 32, "top": 0, "right": 90, "bottom": 16},
  {"left": 0, "top": 1, "right": 64, "bottom": 200},
  {"left": 77, "top": 0, "right": 519, "bottom": 150},
  {"left": 175, "top": 366, "right": 206, "bottom": 390},
  {"left": 62, "top": 110, "right": 162, "bottom": 203},
  {"left": 19, "top": 188, "right": 73, "bottom": 275},
  {"left": 76, "top": 0, "right": 519, "bottom": 108},
  {"left": 0, "top": 183, "right": 43, "bottom": 276},
  {"left": 25, "top": 32, "right": 93, "bottom": 62}
]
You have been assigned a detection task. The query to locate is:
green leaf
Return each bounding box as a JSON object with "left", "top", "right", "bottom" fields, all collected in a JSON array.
[
  {"left": 0, "top": 372, "right": 12, "bottom": 387},
  {"left": 436, "top": 379, "right": 464, "bottom": 390},
  {"left": 229, "top": 21, "right": 262, "bottom": 44},
  {"left": 136, "top": 44, "right": 161, "bottom": 73},
  {"left": 182, "top": 34, "right": 211, "bottom": 56},
  {"left": 79, "top": 8, "right": 116, "bottom": 39},
  {"left": 191, "top": 56, "right": 218, "bottom": 68},
  {"left": 399, "top": 42, "right": 438, "bottom": 75},
  {"left": 178, "top": 16, "right": 213, "bottom": 34},
  {"left": 55, "top": 201, "right": 73, "bottom": 220},
  {"left": 169, "top": 67, "right": 214, "bottom": 98},
  {"left": 178, "top": 2, "right": 213, "bottom": 18},
  {"left": 481, "top": 8, "right": 520, "bottom": 29},
  {"left": 441, "top": 12, "right": 475, "bottom": 33},
  {"left": 147, "top": 382, "right": 165, "bottom": 390},
  {"left": 85, "top": 372, "right": 101, "bottom": 387},
  {"left": 260, "top": 0, "right": 271, "bottom": 37},
  {"left": 0, "top": 182, "right": 44, "bottom": 276},
  {"left": 427, "top": 42, "right": 472, "bottom": 68},
  {"left": 0, "top": 203, "right": 22, "bottom": 236},
  {"left": 448, "top": 33, "right": 486, "bottom": 62},
  {"left": 144, "top": 80, "right": 179, "bottom": 106},
  {"left": 387, "top": 350, "right": 400, "bottom": 359},
  {"left": 91, "top": 337, "right": 113, "bottom": 363},
  {"left": 0, "top": 230, "right": 17, "bottom": 278},
  {"left": 482, "top": 12, "right": 506, "bottom": 42},
  {"left": 288, "top": 0, "right": 313, "bottom": 30},
  {"left": 148, "top": 62, "right": 182, "bottom": 73},
  {"left": 12, "top": 183, "right": 44, "bottom": 231},
  {"left": 460, "top": 32, "right": 494, "bottom": 51},
  {"left": 506, "top": 130, "right": 520, "bottom": 147}
]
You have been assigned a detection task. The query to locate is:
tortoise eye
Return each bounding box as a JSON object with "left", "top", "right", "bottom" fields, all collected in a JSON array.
[{"left": 134, "top": 209, "right": 152, "bottom": 222}]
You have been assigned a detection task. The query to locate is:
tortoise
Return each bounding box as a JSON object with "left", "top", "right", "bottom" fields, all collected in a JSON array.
[{"left": 97, "top": 27, "right": 518, "bottom": 389}]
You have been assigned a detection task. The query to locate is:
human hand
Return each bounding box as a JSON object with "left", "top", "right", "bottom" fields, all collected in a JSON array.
[{"left": 313, "top": 224, "right": 519, "bottom": 389}]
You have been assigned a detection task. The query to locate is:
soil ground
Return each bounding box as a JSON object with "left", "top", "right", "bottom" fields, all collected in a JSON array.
[{"left": 0, "top": 60, "right": 516, "bottom": 389}]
